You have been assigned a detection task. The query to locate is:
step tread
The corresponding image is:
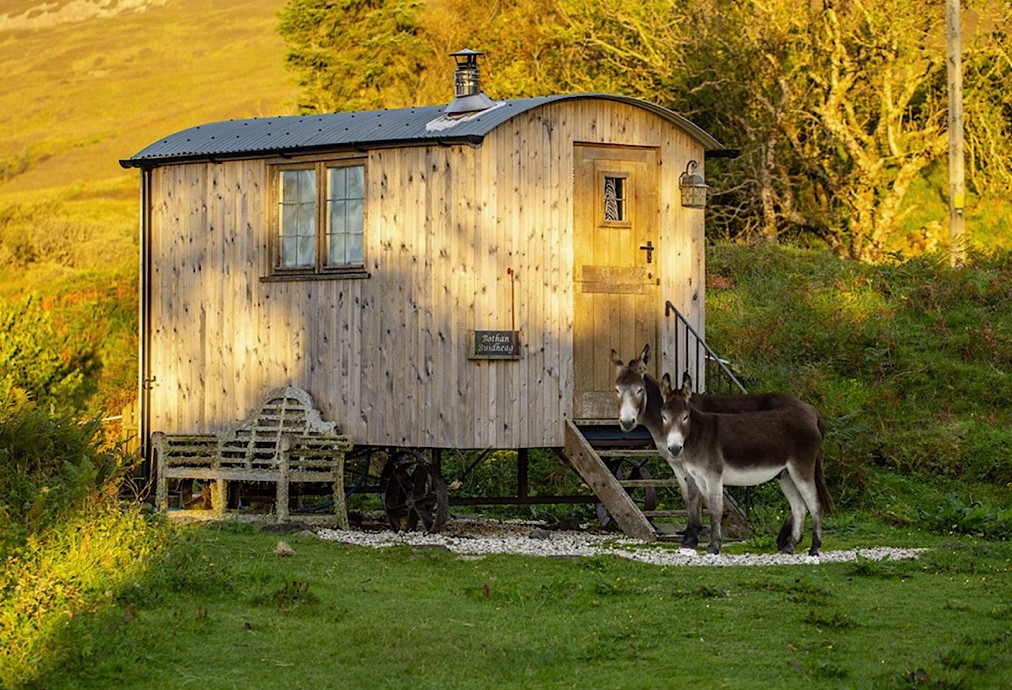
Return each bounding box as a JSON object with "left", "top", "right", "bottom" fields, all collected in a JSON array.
[
  {"left": 596, "top": 449, "right": 662, "bottom": 458},
  {"left": 618, "top": 478, "right": 681, "bottom": 488}
]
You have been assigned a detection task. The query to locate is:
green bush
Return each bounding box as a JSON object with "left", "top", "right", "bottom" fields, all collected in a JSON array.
[
  {"left": 0, "top": 395, "right": 126, "bottom": 554},
  {"left": 705, "top": 243, "right": 1012, "bottom": 505},
  {"left": 919, "top": 493, "right": 1011, "bottom": 540},
  {"left": 0, "top": 296, "right": 94, "bottom": 412},
  {"left": 0, "top": 396, "right": 160, "bottom": 690}
]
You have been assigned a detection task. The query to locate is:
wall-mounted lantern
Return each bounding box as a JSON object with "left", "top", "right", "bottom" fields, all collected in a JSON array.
[{"left": 679, "top": 160, "right": 708, "bottom": 209}]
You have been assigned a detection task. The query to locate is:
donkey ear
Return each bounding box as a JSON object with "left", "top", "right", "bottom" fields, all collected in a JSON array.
[
  {"left": 660, "top": 372, "right": 672, "bottom": 397},
  {"left": 680, "top": 372, "right": 693, "bottom": 398},
  {"left": 610, "top": 349, "right": 624, "bottom": 369},
  {"left": 640, "top": 343, "right": 651, "bottom": 367}
]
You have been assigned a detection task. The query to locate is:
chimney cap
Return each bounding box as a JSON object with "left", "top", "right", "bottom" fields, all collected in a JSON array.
[{"left": 447, "top": 48, "right": 495, "bottom": 116}]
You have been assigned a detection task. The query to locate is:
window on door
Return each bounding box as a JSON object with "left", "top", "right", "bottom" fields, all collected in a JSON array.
[{"left": 601, "top": 173, "right": 629, "bottom": 225}]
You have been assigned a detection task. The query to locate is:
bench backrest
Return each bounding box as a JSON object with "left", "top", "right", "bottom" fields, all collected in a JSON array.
[{"left": 219, "top": 387, "right": 338, "bottom": 469}]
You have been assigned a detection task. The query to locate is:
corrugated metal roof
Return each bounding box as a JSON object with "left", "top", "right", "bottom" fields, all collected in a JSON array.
[{"left": 120, "top": 94, "right": 725, "bottom": 169}]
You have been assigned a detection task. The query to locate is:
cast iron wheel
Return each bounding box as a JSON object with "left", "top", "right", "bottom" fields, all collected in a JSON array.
[
  {"left": 596, "top": 458, "right": 657, "bottom": 528},
  {"left": 381, "top": 449, "right": 449, "bottom": 533}
]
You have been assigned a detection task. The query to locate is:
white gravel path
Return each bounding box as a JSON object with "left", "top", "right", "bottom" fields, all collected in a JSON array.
[{"left": 315, "top": 517, "right": 928, "bottom": 567}]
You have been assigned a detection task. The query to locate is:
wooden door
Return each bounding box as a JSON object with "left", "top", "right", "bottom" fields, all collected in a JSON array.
[{"left": 573, "top": 144, "right": 660, "bottom": 419}]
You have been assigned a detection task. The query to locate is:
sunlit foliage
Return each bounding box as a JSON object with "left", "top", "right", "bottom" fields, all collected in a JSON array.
[{"left": 279, "top": 0, "right": 1012, "bottom": 261}]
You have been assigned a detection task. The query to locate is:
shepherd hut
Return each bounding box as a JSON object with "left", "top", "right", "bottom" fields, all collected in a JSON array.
[{"left": 121, "top": 51, "right": 730, "bottom": 468}]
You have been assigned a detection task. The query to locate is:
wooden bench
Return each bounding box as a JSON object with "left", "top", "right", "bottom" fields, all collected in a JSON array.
[{"left": 152, "top": 387, "right": 352, "bottom": 528}]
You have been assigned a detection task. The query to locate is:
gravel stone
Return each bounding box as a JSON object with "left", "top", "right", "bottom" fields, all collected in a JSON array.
[{"left": 315, "top": 517, "right": 928, "bottom": 567}]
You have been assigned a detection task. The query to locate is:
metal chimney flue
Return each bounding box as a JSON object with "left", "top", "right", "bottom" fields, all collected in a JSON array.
[{"left": 447, "top": 49, "right": 495, "bottom": 116}]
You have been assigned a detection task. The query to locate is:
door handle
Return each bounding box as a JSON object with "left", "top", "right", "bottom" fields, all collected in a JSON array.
[{"left": 639, "top": 241, "right": 654, "bottom": 264}]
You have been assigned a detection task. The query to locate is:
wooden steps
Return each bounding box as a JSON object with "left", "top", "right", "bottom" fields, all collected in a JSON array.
[{"left": 563, "top": 418, "right": 749, "bottom": 541}]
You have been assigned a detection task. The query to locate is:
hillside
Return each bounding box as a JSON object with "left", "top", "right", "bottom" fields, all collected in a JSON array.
[
  {"left": 0, "top": 0, "right": 299, "bottom": 411},
  {"left": 0, "top": 0, "right": 298, "bottom": 199}
]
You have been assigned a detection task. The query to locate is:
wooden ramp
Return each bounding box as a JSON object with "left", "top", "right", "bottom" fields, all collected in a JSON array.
[{"left": 564, "top": 419, "right": 750, "bottom": 542}]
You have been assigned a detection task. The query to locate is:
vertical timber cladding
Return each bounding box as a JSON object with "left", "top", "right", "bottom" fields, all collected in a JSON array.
[{"left": 143, "top": 97, "right": 708, "bottom": 449}]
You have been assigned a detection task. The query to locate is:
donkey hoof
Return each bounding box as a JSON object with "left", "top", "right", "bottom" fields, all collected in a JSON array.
[
  {"left": 808, "top": 546, "right": 821, "bottom": 557},
  {"left": 706, "top": 544, "right": 721, "bottom": 556},
  {"left": 780, "top": 545, "right": 795, "bottom": 555}
]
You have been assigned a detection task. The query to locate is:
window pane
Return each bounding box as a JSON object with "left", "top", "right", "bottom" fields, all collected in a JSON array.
[
  {"left": 347, "top": 198, "right": 364, "bottom": 232},
  {"left": 346, "top": 166, "right": 364, "bottom": 198},
  {"left": 330, "top": 200, "right": 347, "bottom": 235},
  {"left": 328, "top": 234, "right": 346, "bottom": 266},
  {"left": 280, "top": 237, "right": 298, "bottom": 268},
  {"left": 330, "top": 167, "right": 347, "bottom": 198},
  {"left": 298, "top": 235, "right": 315, "bottom": 266},
  {"left": 297, "top": 204, "right": 315, "bottom": 235},
  {"left": 279, "top": 169, "right": 316, "bottom": 268},
  {"left": 282, "top": 172, "right": 300, "bottom": 201},
  {"left": 604, "top": 176, "right": 626, "bottom": 222},
  {"left": 298, "top": 169, "right": 315, "bottom": 203},
  {"left": 347, "top": 233, "right": 363, "bottom": 264},
  {"left": 325, "top": 165, "right": 365, "bottom": 268}
]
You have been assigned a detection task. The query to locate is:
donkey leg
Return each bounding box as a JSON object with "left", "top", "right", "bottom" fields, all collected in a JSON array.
[
  {"left": 683, "top": 475, "right": 704, "bottom": 550},
  {"left": 775, "top": 472, "right": 794, "bottom": 551},
  {"left": 777, "top": 473, "right": 808, "bottom": 555},
  {"left": 789, "top": 473, "right": 821, "bottom": 554},
  {"left": 671, "top": 467, "right": 703, "bottom": 550},
  {"left": 786, "top": 465, "right": 823, "bottom": 556},
  {"left": 704, "top": 480, "right": 724, "bottom": 555}
]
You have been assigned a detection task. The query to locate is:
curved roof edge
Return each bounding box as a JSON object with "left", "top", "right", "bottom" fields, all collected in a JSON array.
[{"left": 120, "top": 93, "right": 727, "bottom": 169}]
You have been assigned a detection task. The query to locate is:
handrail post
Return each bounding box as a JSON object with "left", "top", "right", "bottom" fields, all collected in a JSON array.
[{"left": 663, "top": 300, "right": 747, "bottom": 395}]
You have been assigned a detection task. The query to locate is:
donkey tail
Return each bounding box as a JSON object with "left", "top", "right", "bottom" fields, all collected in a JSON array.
[{"left": 815, "top": 448, "right": 835, "bottom": 516}]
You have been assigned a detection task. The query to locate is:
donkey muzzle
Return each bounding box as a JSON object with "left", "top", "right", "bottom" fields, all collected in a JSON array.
[{"left": 667, "top": 443, "right": 683, "bottom": 458}]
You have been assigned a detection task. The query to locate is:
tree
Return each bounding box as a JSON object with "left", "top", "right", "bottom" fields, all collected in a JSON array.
[
  {"left": 278, "top": 0, "right": 431, "bottom": 112},
  {"left": 277, "top": 0, "right": 1011, "bottom": 261}
]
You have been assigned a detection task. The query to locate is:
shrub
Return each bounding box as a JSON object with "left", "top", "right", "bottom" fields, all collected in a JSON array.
[
  {"left": 705, "top": 243, "right": 1012, "bottom": 504},
  {"left": 0, "top": 395, "right": 126, "bottom": 554},
  {"left": 0, "top": 296, "right": 93, "bottom": 412},
  {"left": 919, "top": 493, "right": 1011, "bottom": 540},
  {"left": 0, "top": 396, "right": 160, "bottom": 690}
]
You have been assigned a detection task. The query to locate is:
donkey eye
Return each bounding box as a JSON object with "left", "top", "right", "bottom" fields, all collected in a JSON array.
[{"left": 681, "top": 413, "right": 690, "bottom": 424}]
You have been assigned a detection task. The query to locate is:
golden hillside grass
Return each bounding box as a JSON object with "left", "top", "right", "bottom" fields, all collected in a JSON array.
[{"left": 0, "top": 0, "right": 299, "bottom": 290}]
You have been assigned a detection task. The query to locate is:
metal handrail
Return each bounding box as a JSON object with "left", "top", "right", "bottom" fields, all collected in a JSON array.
[
  {"left": 664, "top": 301, "right": 747, "bottom": 395},
  {"left": 664, "top": 300, "right": 754, "bottom": 517}
]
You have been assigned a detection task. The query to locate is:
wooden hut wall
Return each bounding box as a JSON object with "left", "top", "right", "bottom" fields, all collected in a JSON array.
[{"left": 145, "top": 99, "right": 706, "bottom": 449}]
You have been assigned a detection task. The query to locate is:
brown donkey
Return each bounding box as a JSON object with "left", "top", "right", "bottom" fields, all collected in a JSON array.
[
  {"left": 611, "top": 344, "right": 824, "bottom": 550},
  {"left": 660, "top": 372, "right": 834, "bottom": 555}
]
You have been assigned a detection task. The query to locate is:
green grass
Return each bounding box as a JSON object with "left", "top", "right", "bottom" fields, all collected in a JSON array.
[{"left": 13, "top": 521, "right": 1009, "bottom": 690}]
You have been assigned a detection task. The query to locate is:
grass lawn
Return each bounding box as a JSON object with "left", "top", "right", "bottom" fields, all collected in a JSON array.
[{"left": 27, "top": 520, "right": 1011, "bottom": 690}]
